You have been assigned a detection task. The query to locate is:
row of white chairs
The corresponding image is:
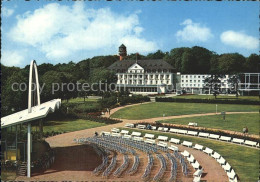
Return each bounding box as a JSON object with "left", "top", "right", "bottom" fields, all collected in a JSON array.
[{"left": 133, "top": 125, "right": 259, "bottom": 148}]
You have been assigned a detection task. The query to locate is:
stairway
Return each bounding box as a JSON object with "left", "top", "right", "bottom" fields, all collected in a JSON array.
[{"left": 17, "top": 162, "right": 27, "bottom": 176}]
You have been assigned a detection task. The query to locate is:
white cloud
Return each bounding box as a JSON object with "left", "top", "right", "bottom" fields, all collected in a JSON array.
[
  {"left": 1, "top": 50, "right": 25, "bottom": 66},
  {"left": 176, "top": 19, "right": 213, "bottom": 42},
  {"left": 9, "top": 3, "right": 157, "bottom": 62},
  {"left": 220, "top": 30, "right": 258, "bottom": 50},
  {"left": 2, "top": 7, "right": 14, "bottom": 17}
]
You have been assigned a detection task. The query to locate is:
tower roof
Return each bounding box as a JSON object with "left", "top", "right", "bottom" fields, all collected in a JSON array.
[{"left": 119, "top": 44, "right": 126, "bottom": 48}]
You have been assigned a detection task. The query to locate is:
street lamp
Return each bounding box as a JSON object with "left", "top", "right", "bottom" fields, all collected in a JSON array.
[{"left": 216, "top": 104, "right": 218, "bottom": 114}]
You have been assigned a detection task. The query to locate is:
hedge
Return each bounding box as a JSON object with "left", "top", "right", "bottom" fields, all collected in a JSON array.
[{"left": 155, "top": 97, "right": 260, "bottom": 105}]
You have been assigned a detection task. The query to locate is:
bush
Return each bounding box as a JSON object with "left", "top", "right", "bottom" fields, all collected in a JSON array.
[{"left": 155, "top": 97, "right": 260, "bottom": 105}]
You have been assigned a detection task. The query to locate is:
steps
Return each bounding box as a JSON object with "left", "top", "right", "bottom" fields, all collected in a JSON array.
[{"left": 17, "top": 162, "right": 27, "bottom": 176}]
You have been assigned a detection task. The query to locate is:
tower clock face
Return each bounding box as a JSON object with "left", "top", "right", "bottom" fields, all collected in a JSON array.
[{"left": 120, "top": 48, "right": 124, "bottom": 51}]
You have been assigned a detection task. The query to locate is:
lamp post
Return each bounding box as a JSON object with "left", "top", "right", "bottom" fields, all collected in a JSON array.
[{"left": 216, "top": 104, "right": 218, "bottom": 114}]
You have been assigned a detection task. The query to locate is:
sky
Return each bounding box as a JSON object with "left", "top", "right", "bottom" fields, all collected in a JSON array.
[{"left": 1, "top": 1, "right": 259, "bottom": 67}]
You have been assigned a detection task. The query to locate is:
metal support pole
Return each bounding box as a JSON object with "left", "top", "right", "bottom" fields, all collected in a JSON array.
[
  {"left": 27, "top": 123, "right": 31, "bottom": 178},
  {"left": 16, "top": 125, "right": 18, "bottom": 160}
]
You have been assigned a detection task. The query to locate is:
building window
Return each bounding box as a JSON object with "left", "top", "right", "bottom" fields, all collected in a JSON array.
[
  {"left": 190, "top": 84, "right": 192, "bottom": 86},
  {"left": 198, "top": 76, "right": 200, "bottom": 78},
  {"left": 182, "top": 84, "right": 184, "bottom": 86},
  {"left": 198, "top": 84, "right": 200, "bottom": 87},
  {"left": 186, "top": 76, "right": 188, "bottom": 78},
  {"left": 198, "top": 80, "right": 200, "bottom": 82},
  {"left": 182, "top": 80, "right": 184, "bottom": 82},
  {"left": 186, "top": 80, "right": 188, "bottom": 82},
  {"left": 190, "top": 80, "right": 192, "bottom": 82},
  {"left": 194, "top": 80, "right": 196, "bottom": 82},
  {"left": 194, "top": 84, "right": 196, "bottom": 86},
  {"left": 186, "top": 84, "right": 188, "bottom": 86},
  {"left": 194, "top": 76, "right": 196, "bottom": 78}
]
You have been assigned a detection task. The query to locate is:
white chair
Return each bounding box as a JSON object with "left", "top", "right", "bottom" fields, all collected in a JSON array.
[
  {"left": 244, "top": 140, "right": 257, "bottom": 147},
  {"left": 212, "top": 152, "right": 221, "bottom": 159},
  {"left": 125, "top": 123, "right": 134, "bottom": 128},
  {"left": 111, "top": 132, "right": 121, "bottom": 137},
  {"left": 231, "top": 138, "right": 244, "bottom": 144},
  {"left": 144, "top": 133, "right": 155, "bottom": 139},
  {"left": 102, "top": 131, "right": 111, "bottom": 136},
  {"left": 187, "top": 154, "right": 195, "bottom": 163},
  {"left": 223, "top": 162, "right": 231, "bottom": 172},
  {"left": 163, "top": 127, "right": 169, "bottom": 132},
  {"left": 227, "top": 169, "right": 236, "bottom": 180},
  {"left": 169, "top": 138, "right": 180, "bottom": 144},
  {"left": 168, "top": 145, "right": 178, "bottom": 151},
  {"left": 188, "top": 122, "right": 198, "bottom": 127},
  {"left": 131, "top": 131, "right": 142, "bottom": 137},
  {"left": 169, "top": 128, "right": 179, "bottom": 133},
  {"left": 122, "top": 134, "right": 131, "bottom": 139},
  {"left": 181, "top": 150, "right": 190, "bottom": 157},
  {"left": 187, "top": 131, "right": 198, "bottom": 136},
  {"left": 158, "top": 127, "right": 164, "bottom": 131},
  {"left": 144, "top": 139, "right": 156, "bottom": 144},
  {"left": 193, "top": 144, "right": 203, "bottom": 151},
  {"left": 177, "top": 129, "right": 188, "bottom": 135},
  {"left": 137, "top": 124, "right": 146, "bottom": 129},
  {"left": 157, "top": 135, "right": 168, "bottom": 141},
  {"left": 133, "top": 136, "right": 143, "bottom": 142},
  {"left": 208, "top": 134, "right": 220, "bottom": 140},
  {"left": 182, "top": 141, "right": 193, "bottom": 148},
  {"left": 219, "top": 136, "right": 231, "bottom": 142},
  {"left": 111, "top": 128, "right": 120, "bottom": 133},
  {"left": 198, "top": 132, "right": 209, "bottom": 138},
  {"left": 203, "top": 147, "right": 213, "bottom": 155},
  {"left": 193, "top": 168, "right": 203, "bottom": 182},
  {"left": 217, "top": 156, "right": 226, "bottom": 165},
  {"left": 191, "top": 160, "right": 200, "bottom": 169},
  {"left": 151, "top": 126, "right": 157, "bottom": 130},
  {"left": 120, "top": 130, "right": 129, "bottom": 135},
  {"left": 157, "top": 141, "right": 168, "bottom": 148}
]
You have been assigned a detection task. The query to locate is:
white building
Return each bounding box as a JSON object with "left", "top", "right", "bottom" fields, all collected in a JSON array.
[
  {"left": 108, "top": 59, "right": 175, "bottom": 94},
  {"left": 177, "top": 72, "right": 231, "bottom": 94}
]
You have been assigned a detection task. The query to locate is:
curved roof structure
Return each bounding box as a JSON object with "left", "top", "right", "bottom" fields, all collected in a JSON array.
[{"left": 1, "top": 99, "right": 61, "bottom": 128}]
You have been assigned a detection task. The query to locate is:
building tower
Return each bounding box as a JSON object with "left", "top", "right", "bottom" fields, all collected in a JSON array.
[{"left": 119, "top": 44, "right": 127, "bottom": 61}]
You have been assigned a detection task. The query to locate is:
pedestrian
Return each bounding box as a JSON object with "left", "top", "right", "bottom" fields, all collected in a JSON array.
[
  {"left": 94, "top": 131, "right": 98, "bottom": 137},
  {"left": 245, "top": 126, "right": 248, "bottom": 134},
  {"left": 108, "top": 108, "right": 111, "bottom": 115},
  {"left": 242, "top": 127, "right": 246, "bottom": 134}
]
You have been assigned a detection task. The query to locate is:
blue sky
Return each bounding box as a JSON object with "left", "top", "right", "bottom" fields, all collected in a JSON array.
[{"left": 2, "top": 1, "right": 259, "bottom": 67}]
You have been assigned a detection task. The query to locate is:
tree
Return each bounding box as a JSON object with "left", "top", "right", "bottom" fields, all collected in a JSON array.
[
  {"left": 245, "top": 54, "right": 260, "bottom": 73},
  {"left": 209, "top": 54, "right": 219, "bottom": 74},
  {"left": 146, "top": 50, "right": 165, "bottom": 60},
  {"left": 191, "top": 46, "right": 212, "bottom": 74},
  {"left": 203, "top": 75, "right": 223, "bottom": 99},
  {"left": 181, "top": 49, "right": 196, "bottom": 73},
  {"left": 218, "top": 53, "right": 246, "bottom": 74},
  {"left": 228, "top": 74, "right": 241, "bottom": 98},
  {"left": 166, "top": 47, "right": 190, "bottom": 72}
]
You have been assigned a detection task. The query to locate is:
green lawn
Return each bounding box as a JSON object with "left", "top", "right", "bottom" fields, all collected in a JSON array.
[
  {"left": 42, "top": 119, "right": 106, "bottom": 133},
  {"left": 111, "top": 102, "right": 258, "bottom": 120},
  {"left": 172, "top": 95, "right": 260, "bottom": 101},
  {"left": 121, "top": 128, "right": 259, "bottom": 181},
  {"left": 159, "top": 113, "right": 259, "bottom": 135},
  {"left": 65, "top": 97, "right": 99, "bottom": 103}
]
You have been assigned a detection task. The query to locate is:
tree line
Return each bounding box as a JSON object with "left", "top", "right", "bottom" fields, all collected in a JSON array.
[{"left": 1, "top": 46, "right": 259, "bottom": 116}]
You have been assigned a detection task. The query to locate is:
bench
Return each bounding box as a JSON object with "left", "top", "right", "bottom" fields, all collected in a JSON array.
[
  {"left": 244, "top": 140, "right": 257, "bottom": 147},
  {"left": 144, "top": 139, "right": 156, "bottom": 144},
  {"left": 157, "top": 141, "right": 168, "bottom": 148},
  {"left": 111, "top": 132, "right": 121, "bottom": 137},
  {"left": 133, "top": 136, "right": 143, "bottom": 142},
  {"left": 137, "top": 124, "right": 146, "bottom": 129},
  {"left": 131, "top": 131, "right": 142, "bottom": 137},
  {"left": 151, "top": 126, "right": 157, "bottom": 130},
  {"left": 111, "top": 128, "right": 120, "bottom": 133},
  {"left": 222, "top": 162, "right": 231, "bottom": 172},
  {"left": 158, "top": 127, "right": 164, "bottom": 131},
  {"left": 219, "top": 136, "right": 231, "bottom": 142},
  {"left": 182, "top": 141, "right": 193, "bottom": 148},
  {"left": 193, "top": 144, "right": 203, "bottom": 151},
  {"left": 203, "top": 147, "right": 213, "bottom": 155},
  {"left": 231, "top": 138, "right": 244, "bottom": 144},
  {"left": 211, "top": 152, "right": 221, "bottom": 159},
  {"left": 144, "top": 133, "right": 155, "bottom": 139},
  {"left": 157, "top": 135, "right": 168, "bottom": 141},
  {"left": 187, "top": 154, "right": 195, "bottom": 163},
  {"left": 169, "top": 128, "right": 179, "bottom": 133},
  {"left": 191, "top": 160, "right": 200, "bottom": 169},
  {"left": 217, "top": 156, "right": 226, "bottom": 165},
  {"left": 187, "top": 131, "right": 198, "bottom": 136},
  {"left": 102, "top": 131, "right": 111, "bottom": 136},
  {"left": 120, "top": 130, "right": 129, "bottom": 135},
  {"left": 198, "top": 132, "right": 209, "bottom": 138},
  {"left": 177, "top": 129, "right": 187, "bottom": 135},
  {"left": 125, "top": 123, "right": 134, "bottom": 128},
  {"left": 208, "top": 134, "right": 220, "bottom": 140},
  {"left": 169, "top": 138, "right": 180, "bottom": 144},
  {"left": 181, "top": 150, "right": 190, "bottom": 157},
  {"left": 227, "top": 169, "right": 236, "bottom": 180},
  {"left": 168, "top": 145, "right": 178, "bottom": 151},
  {"left": 188, "top": 122, "right": 198, "bottom": 127},
  {"left": 122, "top": 134, "right": 131, "bottom": 139},
  {"left": 163, "top": 127, "right": 169, "bottom": 132}
]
